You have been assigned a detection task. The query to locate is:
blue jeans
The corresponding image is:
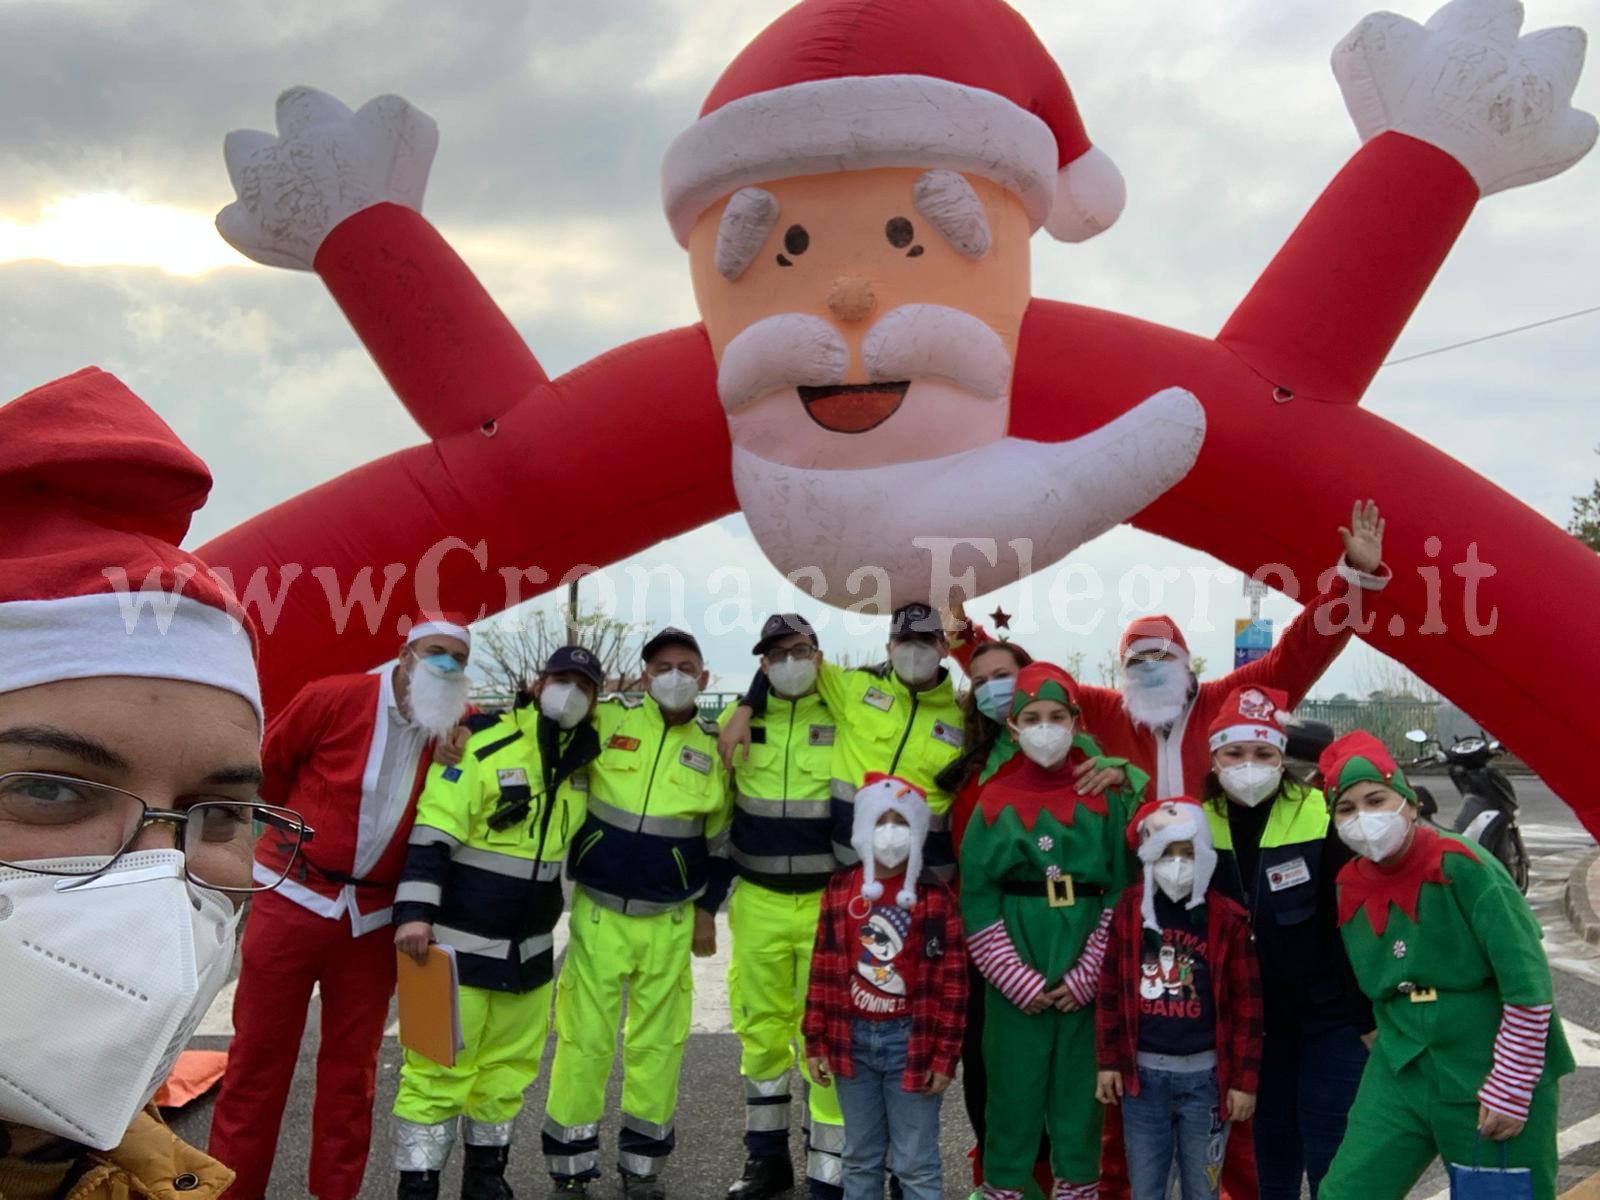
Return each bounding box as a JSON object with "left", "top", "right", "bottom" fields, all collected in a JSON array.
[
  {"left": 833, "top": 1018, "right": 942, "bottom": 1200},
  {"left": 1122, "top": 1057, "right": 1228, "bottom": 1200},
  {"left": 1252, "top": 1023, "right": 1368, "bottom": 1199}
]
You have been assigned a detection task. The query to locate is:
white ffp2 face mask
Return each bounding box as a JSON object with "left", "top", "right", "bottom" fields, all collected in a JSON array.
[
  {"left": 1337, "top": 805, "right": 1412, "bottom": 863},
  {"left": 540, "top": 680, "right": 590, "bottom": 729},
  {"left": 1015, "top": 722, "right": 1074, "bottom": 769},
  {"left": 767, "top": 658, "right": 818, "bottom": 697},
  {"left": 649, "top": 669, "right": 701, "bottom": 712},
  {"left": 872, "top": 823, "right": 913, "bottom": 870},
  {"left": 1219, "top": 762, "right": 1283, "bottom": 807},
  {"left": 890, "top": 642, "right": 941, "bottom": 686},
  {"left": 1152, "top": 855, "right": 1196, "bottom": 902},
  {"left": 0, "top": 850, "right": 241, "bottom": 1149}
]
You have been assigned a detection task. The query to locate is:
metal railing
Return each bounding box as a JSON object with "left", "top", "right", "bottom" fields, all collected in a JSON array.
[{"left": 1291, "top": 699, "right": 1441, "bottom": 757}]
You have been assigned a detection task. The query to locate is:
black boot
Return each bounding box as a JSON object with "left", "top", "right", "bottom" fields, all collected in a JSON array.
[
  {"left": 886, "top": 1175, "right": 903, "bottom": 1200},
  {"left": 399, "top": 1171, "right": 442, "bottom": 1200},
  {"left": 726, "top": 1155, "right": 794, "bottom": 1200},
  {"left": 461, "top": 1145, "right": 513, "bottom": 1200},
  {"left": 546, "top": 1178, "right": 588, "bottom": 1197},
  {"left": 621, "top": 1173, "right": 666, "bottom": 1200}
]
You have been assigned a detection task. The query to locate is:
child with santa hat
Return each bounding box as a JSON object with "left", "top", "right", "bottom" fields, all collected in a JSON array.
[
  {"left": 1095, "top": 798, "right": 1263, "bottom": 1200},
  {"left": 802, "top": 775, "right": 968, "bottom": 1200}
]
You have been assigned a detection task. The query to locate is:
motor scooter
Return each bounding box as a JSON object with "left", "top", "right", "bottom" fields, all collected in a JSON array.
[{"left": 1403, "top": 729, "right": 1528, "bottom": 893}]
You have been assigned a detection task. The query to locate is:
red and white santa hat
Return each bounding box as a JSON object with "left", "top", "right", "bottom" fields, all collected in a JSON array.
[
  {"left": 851, "top": 772, "right": 930, "bottom": 911},
  {"left": 1128, "top": 796, "right": 1216, "bottom": 933},
  {"left": 405, "top": 611, "right": 472, "bottom": 650},
  {"left": 1120, "top": 615, "right": 1190, "bottom": 667},
  {"left": 0, "top": 369, "right": 262, "bottom": 726},
  {"left": 1208, "top": 685, "right": 1292, "bottom": 752},
  {"left": 661, "top": 0, "right": 1124, "bottom": 247}
]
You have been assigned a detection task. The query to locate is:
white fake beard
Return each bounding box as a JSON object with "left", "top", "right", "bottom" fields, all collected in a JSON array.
[
  {"left": 732, "top": 389, "right": 1203, "bottom": 608},
  {"left": 406, "top": 667, "right": 470, "bottom": 739},
  {"left": 1122, "top": 680, "right": 1192, "bottom": 730}
]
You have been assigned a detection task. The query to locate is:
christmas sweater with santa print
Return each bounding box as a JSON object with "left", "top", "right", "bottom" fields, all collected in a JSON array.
[
  {"left": 1135, "top": 891, "right": 1217, "bottom": 1057},
  {"left": 851, "top": 872, "right": 921, "bottom": 1019},
  {"left": 1337, "top": 826, "right": 1575, "bottom": 1116},
  {"left": 959, "top": 734, "right": 1143, "bottom": 1008}
]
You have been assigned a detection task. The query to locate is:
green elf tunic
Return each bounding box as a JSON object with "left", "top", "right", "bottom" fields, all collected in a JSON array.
[
  {"left": 1320, "top": 825, "right": 1573, "bottom": 1199},
  {"left": 959, "top": 664, "right": 1145, "bottom": 1191}
]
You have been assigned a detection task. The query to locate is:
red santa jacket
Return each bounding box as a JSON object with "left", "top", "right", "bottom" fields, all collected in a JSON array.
[
  {"left": 254, "top": 670, "right": 438, "bottom": 934},
  {"left": 956, "top": 560, "right": 1388, "bottom": 797}
]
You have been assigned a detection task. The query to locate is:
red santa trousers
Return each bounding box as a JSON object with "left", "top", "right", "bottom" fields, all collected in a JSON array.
[{"left": 210, "top": 889, "right": 398, "bottom": 1200}]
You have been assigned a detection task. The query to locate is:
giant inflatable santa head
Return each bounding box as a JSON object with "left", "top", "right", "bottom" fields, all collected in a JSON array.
[{"left": 663, "top": 0, "right": 1205, "bottom": 606}]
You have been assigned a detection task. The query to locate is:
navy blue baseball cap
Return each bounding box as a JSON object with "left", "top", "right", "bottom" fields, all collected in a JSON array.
[
  {"left": 543, "top": 644, "right": 604, "bottom": 688},
  {"left": 641, "top": 626, "right": 703, "bottom": 661},
  {"left": 752, "top": 612, "right": 818, "bottom": 656},
  {"left": 890, "top": 602, "right": 944, "bottom": 638}
]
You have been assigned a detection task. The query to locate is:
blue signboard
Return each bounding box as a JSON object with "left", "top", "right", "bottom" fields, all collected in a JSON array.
[{"left": 1233, "top": 618, "right": 1273, "bottom": 669}]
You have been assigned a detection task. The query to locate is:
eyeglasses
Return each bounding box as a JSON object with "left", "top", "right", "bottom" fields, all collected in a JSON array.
[
  {"left": 0, "top": 772, "right": 313, "bottom": 894},
  {"left": 763, "top": 645, "right": 816, "bottom": 664}
]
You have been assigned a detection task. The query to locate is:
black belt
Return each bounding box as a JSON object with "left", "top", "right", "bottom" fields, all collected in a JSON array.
[{"left": 1001, "top": 877, "right": 1104, "bottom": 907}]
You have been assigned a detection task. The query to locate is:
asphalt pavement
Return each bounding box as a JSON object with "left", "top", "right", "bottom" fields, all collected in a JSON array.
[{"left": 168, "top": 776, "right": 1600, "bottom": 1199}]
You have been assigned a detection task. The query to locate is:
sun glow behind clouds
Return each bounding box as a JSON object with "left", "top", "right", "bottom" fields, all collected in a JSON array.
[{"left": 0, "top": 194, "right": 245, "bottom": 276}]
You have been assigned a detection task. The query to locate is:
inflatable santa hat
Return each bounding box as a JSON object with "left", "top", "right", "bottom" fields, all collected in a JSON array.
[
  {"left": 851, "top": 772, "right": 931, "bottom": 910},
  {"left": 0, "top": 368, "right": 262, "bottom": 725},
  {"left": 1209, "top": 685, "right": 1293, "bottom": 751},
  {"left": 1128, "top": 797, "right": 1217, "bottom": 933},
  {"left": 661, "top": 0, "right": 1124, "bottom": 246}
]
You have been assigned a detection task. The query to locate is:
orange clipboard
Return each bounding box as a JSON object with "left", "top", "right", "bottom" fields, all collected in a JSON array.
[{"left": 396, "top": 944, "right": 464, "bottom": 1067}]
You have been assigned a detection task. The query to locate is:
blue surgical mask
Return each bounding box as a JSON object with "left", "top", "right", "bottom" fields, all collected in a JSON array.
[
  {"left": 418, "top": 652, "right": 465, "bottom": 678},
  {"left": 974, "top": 677, "right": 1016, "bottom": 723}
]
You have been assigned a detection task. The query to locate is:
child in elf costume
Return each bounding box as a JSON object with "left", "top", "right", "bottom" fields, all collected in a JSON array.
[
  {"left": 960, "top": 662, "right": 1147, "bottom": 1200},
  {"left": 1095, "top": 798, "right": 1263, "bottom": 1200},
  {"left": 1317, "top": 731, "right": 1572, "bottom": 1199},
  {"left": 803, "top": 774, "right": 968, "bottom": 1200}
]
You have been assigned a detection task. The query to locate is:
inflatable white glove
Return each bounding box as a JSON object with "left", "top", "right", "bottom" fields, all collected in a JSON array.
[
  {"left": 217, "top": 86, "right": 438, "bottom": 271},
  {"left": 1332, "top": 0, "right": 1596, "bottom": 195}
]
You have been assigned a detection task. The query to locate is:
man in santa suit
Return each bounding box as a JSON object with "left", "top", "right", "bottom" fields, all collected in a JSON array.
[{"left": 210, "top": 614, "right": 474, "bottom": 1200}]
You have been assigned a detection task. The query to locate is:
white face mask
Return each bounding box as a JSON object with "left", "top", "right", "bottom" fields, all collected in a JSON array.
[
  {"left": 1121, "top": 659, "right": 1191, "bottom": 729},
  {"left": 890, "top": 641, "right": 941, "bottom": 686},
  {"left": 649, "top": 668, "right": 701, "bottom": 712},
  {"left": 1219, "top": 761, "right": 1283, "bottom": 807},
  {"left": 1152, "top": 855, "right": 1195, "bottom": 902},
  {"left": 1337, "top": 804, "right": 1412, "bottom": 863},
  {"left": 872, "top": 822, "right": 913, "bottom": 870},
  {"left": 539, "top": 680, "right": 590, "bottom": 730},
  {"left": 0, "top": 850, "right": 241, "bottom": 1149},
  {"left": 1015, "top": 722, "right": 1074, "bottom": 769},
  {"left": 767, "top": 658, "right": 818, "bottom": 698}
]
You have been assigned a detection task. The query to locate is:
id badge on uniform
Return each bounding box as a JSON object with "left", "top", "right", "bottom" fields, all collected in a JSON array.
[
  {"left": 862, "top": 687, "right": 893, "bottom": 712},
  {"left": 496, "top": 768, "right": 529, "bottom": 788},
  {"left": 929, "top": 720, "right": 963, "bottom": 748},
  {"left": 680, "top": 747, "right": 713, "bottom": 775},
  {"left": 1267, "top": 857, "right": 1311, "bottom": 891}
]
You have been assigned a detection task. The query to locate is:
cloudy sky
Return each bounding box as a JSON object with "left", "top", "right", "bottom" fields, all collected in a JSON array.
[{"left": 2, "top": 0, "right": 1595, "bottom": 699}]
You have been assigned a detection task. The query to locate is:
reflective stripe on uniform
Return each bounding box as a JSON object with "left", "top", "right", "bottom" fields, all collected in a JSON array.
[
  {"left": 621, "top": 1114, "right": 674, "bottom": 1141},
  {"left": 519, "top": 931, "right": 556, "bottom": 959},
  {"left": 809, "top": 1123, "right": 846, "bottom": 1154},
  {"left": 408, "top": 825, "right": 463, "bottom": 848},
  {"left": 543, "top": 1117, "right": 599, "bottom": 1143},
  {"left": 830, "top": 778, "right": 854, "bottom": 802},
  {"left": 393, "top": 1117, "right": 457, "bottom": 1171},
  {"left": 462, "top": 1118, "right": 514, "bottom": 1146},
  {"left": 745, "top": 1096, "right": 791, "bottom": 1132},
  {"left": 432, "top": 925, "right": 511, "bottom": 957},
  {"left": 588, "top": 796, "right": 706, "bottom": 839},
  {"left": 578, "top": 885, "right": 699, "bottom": 916},
  {"left": 394, "top": 880, "right": 443, "bottom": 906},
  {"left": 737, "top": 793, "right": 832, "bottom": 819},
  {"left": 808, "top": 1148, "right": 844, "bottom": 1185},
  {"left": 547, "top": 1153, "right": 597, "bottom": 1177},
  {"left": 451, "top": 846, "right": 563, "bottom": 880},
  {"left": 618, "top": 1151, "right": 658, "bottom": 1177},
  {"left": 731, "top": 847, "right": 837, "bottom": 876}
]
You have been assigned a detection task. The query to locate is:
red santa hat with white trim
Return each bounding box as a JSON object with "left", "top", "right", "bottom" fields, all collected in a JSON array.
[
  {"left": 404, "top": 612, "right": 473, "bottom": 649},
  {"left": 1120, "top": 615, "right": 1190, "bottom": 667},
  {"left": 661, "top": 0, "right": 1124, "bottom": 247},
  {"left": 1127, "top": 796, "right": 1216, "bottom": 934},
  {"left": 1209, "top": 685, "right": 1292, "bottom": 752},
  {"left": 0, "top": 368, "right": 262, "bottom": 726}
]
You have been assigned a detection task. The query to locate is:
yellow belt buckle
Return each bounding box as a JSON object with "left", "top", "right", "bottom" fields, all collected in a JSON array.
[
  {"left": 1409, "top": 987, "right": 1438, "bottom": 1004},
  {"left": 1046, "top": 874, "right": 1075, "bottom": 908}
]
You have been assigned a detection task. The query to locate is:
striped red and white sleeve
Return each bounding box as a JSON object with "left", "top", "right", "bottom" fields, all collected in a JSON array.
[
  {"left": 1062, "top": 911, "right": 1116, "bottom": 1008},
  {"left": 1478, "top": 1003, "right": 1552, "bottom": 1122},
  {"left": 968, "top": 919, "right": 1046, "bottom": 1009}
]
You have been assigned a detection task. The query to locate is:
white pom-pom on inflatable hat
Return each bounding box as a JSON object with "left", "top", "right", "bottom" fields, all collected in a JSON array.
[
  {"left": 851, "top": 772, "right": 931, "bottom": 910},
  {"left": 660, "top": 0, "right": 1124, "bottom": 248}
]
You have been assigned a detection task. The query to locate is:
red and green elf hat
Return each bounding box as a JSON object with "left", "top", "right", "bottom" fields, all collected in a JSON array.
[
  {"left": 1008, "top": 661, "right": 1081, "bottom": 720},
  {"left": 1318, "top": 730, "right": 1417, "bottom": 804}
]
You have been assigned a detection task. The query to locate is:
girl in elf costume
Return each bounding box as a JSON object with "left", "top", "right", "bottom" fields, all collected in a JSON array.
[
  {"left": 960, "top": 662, "right": 1147, "bottom": 1200},
  {"left": 1317, "top": 731, "right": 1572, "bottom": 1199}
]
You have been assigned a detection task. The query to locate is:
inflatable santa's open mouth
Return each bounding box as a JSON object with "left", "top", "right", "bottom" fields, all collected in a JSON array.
[{"left": 799, "top": 382, "right": 910, "bottom": 433}]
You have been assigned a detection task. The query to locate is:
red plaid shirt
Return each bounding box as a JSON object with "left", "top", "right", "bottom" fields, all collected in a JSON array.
[
  {"left": 1096, "top": 882, "right": 1264, "bottom": 1097},
  {"left": 803, "top": 866, "right": 968, "bottom": 1091}
]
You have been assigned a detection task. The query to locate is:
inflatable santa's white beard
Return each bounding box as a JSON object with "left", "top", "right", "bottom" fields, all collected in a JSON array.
[{"left": 729, "top": 390, "right": 1207, "bottom": 610}]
